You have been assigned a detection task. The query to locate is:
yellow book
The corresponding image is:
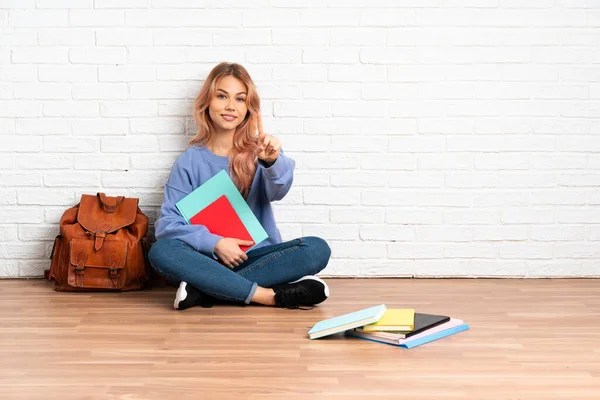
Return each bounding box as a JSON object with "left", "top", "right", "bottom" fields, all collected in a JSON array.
[{"left": 359, "top": 309, "right": 415, "bottom": 332}]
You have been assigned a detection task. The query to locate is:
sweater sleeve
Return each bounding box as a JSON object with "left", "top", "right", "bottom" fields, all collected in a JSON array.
[
  {"left": 259, "top": 150, "right": 296, "bottom": 202},
  {"left": 154, "top": 159, "right": 223, "bottom": 257}
]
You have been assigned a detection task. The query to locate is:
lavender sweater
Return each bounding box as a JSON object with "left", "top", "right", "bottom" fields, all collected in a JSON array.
[{"left": 154, "top": 145, "right": 295, "bottom": 257}]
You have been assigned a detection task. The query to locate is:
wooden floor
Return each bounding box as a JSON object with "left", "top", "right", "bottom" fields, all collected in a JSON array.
[{"left": 0, "top": 278, "right": 599, "bottom": 400}]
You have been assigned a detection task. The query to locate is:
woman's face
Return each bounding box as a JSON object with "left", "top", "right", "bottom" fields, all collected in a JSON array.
[{"left": 208, "top": 75, "right": 248, "bottom": 135}]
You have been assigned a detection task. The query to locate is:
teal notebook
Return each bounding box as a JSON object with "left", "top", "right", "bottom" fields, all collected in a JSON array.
[
  {"left": 175, "top": 170, "right": 268, "bottom": 250},
  {"left": 308, "top": 304, "right": 387, "bottom": 340}
]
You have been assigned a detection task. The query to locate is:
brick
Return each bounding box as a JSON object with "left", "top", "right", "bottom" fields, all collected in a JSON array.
[
  {"left": 0, "top": 207, "right": 44, "bottom": 223},
  {"left": 126, "top": 9, "right": 240, "bottom": 27},
  {"left": 362, "top": 190, "right": 416, "bottom": 207},
  {"left": 213, "top": 29, "right": 270, "bottom": 45},
  {"left": 274, "top": 101, "right": 330, "bottom": 118},
  {"left": 386, "top": 208, "right": 443, "bottom": 224},
  {"left": 329, "top": 65, "right": 385, "bottom": 82},
  {"left": 44, "top": 171, "right": 100, "bottom": 187},
  {"left": 416, "top": 226, "right": 471, "bottom": 242},
  {"left": 247, "top": 47, "right": 301, "bottom": 64},
  {"left": 101, "top": 171, "right": 167, "bottom": 188},
  {"left": 36, "top": 0, "right": 92, "bottom": 8},
  {"left": 331, "top": 171, "right": 386, "bottom": 187},
  {"left": 0, "top": 135, "right": 42, "bottom": 152},
  {"left": 273, "top": 206, "right": 328, "bottom": 223},
  {"left": 39, "top": 65, "right": 97, "bottom": 82},
  {"left": 14, "top": 154, "right": 72, "bottom": 169},
  {"left": 44, "top": 136, "right": 100, "bottom": 153},
  {"left": 0, "top": 225, "right": 18, "bottom": 241},
  {"left": 15, "top": 83, "right": 71, "bottom": 100},
  {"left": 289, "top": 169, "right": 329, "bottom": 188},
  {"left": 18, "top": 225, "right": 60, "bottom": 241},
  {"left": 272, "top": 28, "right": 329, "bottom": 46},
  {"left": 471, "top": 225, "right": 528, "bottom": 241},
  {"left": 19, "top": 261, "right": 49, "bottom": 278},
  {"left": 38, "top": 28, "right": 94, "bottom": 46},
  {"left": 0, "top": 190, "right": 17, "bottom": 205},
  {"left": 131, "top": 153, "right": 179, "bottom": 170},
  {"left": 43, "top": 101, "right": 99, "bottom": 117},
  {"left": 388, "top": 243, "right": 444, "bottom": 259},
  {"left": 73, "top": 154, "right": 130, "bottom": 170},
  {"left": 0, "top": 243, "right": 46, "bottom": 258},
  {"left": 72, "top": 118, "right": 128, "bottom": 135},
  {"left": 158, "top": 100, "right": 191, "bottom": 117},
  {"left": 299, "top": 9, "right": 359, "bottom": 26},
  {"left": 304, "top": 188, "right": 359, "bottom": 206},
  {"left": 69, "top": 10, "right": 125, "bottom": 27},
  {"left": 129, "top": 82, "right": 188, "bottom": 99},
  {"left": 273, "top": 65, "right": 327, "bottom": 82},
  {"left": 72, "top": 83, "right": 128, "bottom": 100},
  {"left": 69, "top": 47, "right": 126, "bottom": 64},
  {"left": 128, "top": 47, "right": 187, "bottom": 64},
  {"left": 303, "top": 224, "right": 359, "bottom": 241},
  {"left": 388, "top": 172, "right": 444, "bottom": 188},
  {"left": 158, "top": 135, "right": 189, "bottom": 152},
  {"left": 332, "top": 101, "right": 386, "bottom": 118},
  {"left": 299, "top": 153, "right": 359, "bottom": 170},
  {"left": 130, "top": 118, "right": 185, "bottom": 134},
  {"left": 0, "top": 100, "right": 42, "bottom": 117},
  {"left": 10, "top": 10, "right": 68, "bottom": 27},
  {"left": 329, "top": 241, "right": 387, "bottom": 259},
  {"left": 12, "top": 47, "right": 68, "bottom": 63},
  {"left": 96, "top": 28, "right": 153, "bottom": 45},
  {"left": 100, "top": 100, "right": 157, "bottom": 117},
  {"left": 242, "top": 9, "right": 298, "bottom": 27},
  {"left": 360, "top": 225, "right": 415, "bottom": 241},
  {"left": 95, "top": 0, "right": 148, "bottom": 7},
  {"left": 101, "top": 135, "right": 158, "bottom": 152},
  {"left": 156, "top": 65, "right": 209, "bottom": 81},
  {"left": 331, "top": 28, "right": 385, "bottom": 46},
  {"left": 330, "top": 136, "right": 386, "bottom": 152},
  {"left": 99, "top": 66, "right": 155, "bottom": 82},
  {"left": 150, "top": 0, "right": 208, "bottom": 7},
  {"left": 443, "top": 209, "right": 500, "bottom": 224}
]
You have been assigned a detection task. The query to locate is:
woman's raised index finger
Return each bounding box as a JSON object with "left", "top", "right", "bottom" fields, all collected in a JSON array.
[{"left": 257, "top": 112, "right": 265, "bottom": 138}]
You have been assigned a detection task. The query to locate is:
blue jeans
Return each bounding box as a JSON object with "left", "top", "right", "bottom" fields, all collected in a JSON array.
[{"left": 148, "top": 236, "right": 331, "bottom": 304}]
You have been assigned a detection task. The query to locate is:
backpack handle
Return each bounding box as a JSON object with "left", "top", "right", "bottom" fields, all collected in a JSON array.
[{"left": 97, "top": 193, "right": 124, "bottom": 213}]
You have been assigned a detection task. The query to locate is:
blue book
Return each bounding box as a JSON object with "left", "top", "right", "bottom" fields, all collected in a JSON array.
[
  {"left": 308, "top": 304, "right": 387, "bottom": 340},
  {"left": 345, "top": 318, "right": 469, "bottom": 349}
]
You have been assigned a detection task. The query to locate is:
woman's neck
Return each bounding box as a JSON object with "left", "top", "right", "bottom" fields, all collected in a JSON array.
[{"left": 208, "top": 131, "right": 234, "bottom": 156}]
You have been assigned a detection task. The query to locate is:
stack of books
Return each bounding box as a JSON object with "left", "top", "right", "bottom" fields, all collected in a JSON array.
[
  {"left": 176, "top": 170, "right": 268, "bottom": 252},
  {"left": 307, "top": 304, "right": 469, "bottom": 348}
]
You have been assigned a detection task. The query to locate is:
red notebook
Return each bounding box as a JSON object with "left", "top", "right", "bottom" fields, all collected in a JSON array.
[{"left": 189, "top": 194, "right": 254, "bottom": 252}]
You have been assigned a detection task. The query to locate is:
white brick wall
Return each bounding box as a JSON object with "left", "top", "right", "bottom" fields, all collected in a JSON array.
[{"left": 1, "top": 1, "right": 599, "bottom": 278}]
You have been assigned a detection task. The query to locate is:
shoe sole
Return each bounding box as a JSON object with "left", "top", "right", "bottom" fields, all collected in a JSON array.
[
  {"left": 289, "top": 275, "right": 330, "bottom": 298},
  {"left": 174, "top": 281, "right": 188, "bottom": 309}
]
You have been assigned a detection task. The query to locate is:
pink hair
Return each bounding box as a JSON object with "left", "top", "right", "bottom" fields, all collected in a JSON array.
[{"left": 189, "top": 62, "right": 260, "bottom": 198}]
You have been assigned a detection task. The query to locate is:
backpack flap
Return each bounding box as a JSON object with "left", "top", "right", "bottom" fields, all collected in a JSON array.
[
  {"left": 68, "top": 238, "right": 128, "bottom": 289},
  {"left": 77, "top": 193, "right": 139, "bottom": 251}
]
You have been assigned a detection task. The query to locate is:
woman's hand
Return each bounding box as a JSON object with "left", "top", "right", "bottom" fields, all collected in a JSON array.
[
  {"left": 256, "top": 113, "right": 281, "bottom": 164},
  {"left": 214, "top": 238, "right": 254, "bottom": 269}
]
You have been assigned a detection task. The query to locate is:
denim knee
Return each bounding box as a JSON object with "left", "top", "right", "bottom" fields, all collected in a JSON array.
[
  {"left": 302, "top": 236, "right": 331, "bottom": 275},
  {"left": 148, "top": 239, "right": 178, "bottom": 270}
]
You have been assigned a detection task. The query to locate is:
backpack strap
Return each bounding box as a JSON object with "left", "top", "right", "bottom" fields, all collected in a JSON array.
[
  {"left": 94, "top": 222, "right": 112, "bottom": 251},
  {"left": 97, "top": 193, "right": 124, "bottom": 213}
]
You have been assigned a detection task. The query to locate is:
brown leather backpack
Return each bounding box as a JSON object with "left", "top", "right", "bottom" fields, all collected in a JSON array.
[{"left": 46, "top": 193, "right": 151, "bottom": 291}]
